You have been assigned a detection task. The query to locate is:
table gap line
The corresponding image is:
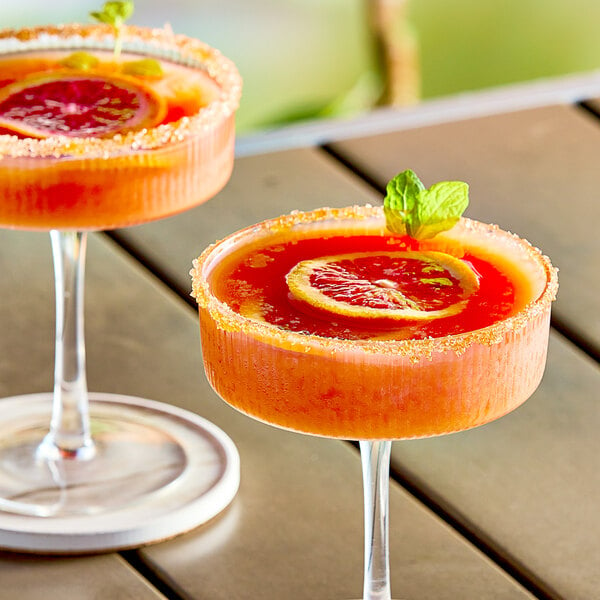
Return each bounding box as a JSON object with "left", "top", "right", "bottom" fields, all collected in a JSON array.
[
  {"left": 387, "top": 452, "right": 563, "bottom": 600},
  {"left": 320, "top": 143, "right": 387, "bottom": 197},
  {"left": 99, "top": 232, "right": 228, "bottom": 597},
  {"left": 344, "top": 441, "right": 562, "bottom": 600},
  {"left": 120, "top": 550, "right": 189, "bottom": 600},
  {"left": 319, "top": 144, "right": 599, "bottom": 365},
  {"left": 577, "top": 99, "right": 600, "bottom": 122},
  {"left": 549, "top": 315, "right": 600, "bottom": 363}
]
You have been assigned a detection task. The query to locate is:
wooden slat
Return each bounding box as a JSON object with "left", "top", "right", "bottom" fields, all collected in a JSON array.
[
  {"left": 329, "top": 104, "right": 600, "bottom": 356},
  {"left": 111, "top": 148, "right": 536, "bottom": 598},
  {"left": 0, "top": 553, "right": 166, "bottom": 600},
  {"left": 389, "top": 334, "right": 600, "bottom": 600}
]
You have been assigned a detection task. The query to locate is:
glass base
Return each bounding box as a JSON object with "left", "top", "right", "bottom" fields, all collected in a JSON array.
[{"left": 0, "top": 393, "right": 239, "bottom": 554}]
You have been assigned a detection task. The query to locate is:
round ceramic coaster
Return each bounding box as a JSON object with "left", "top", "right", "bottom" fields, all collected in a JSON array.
[{"left": 0, "top": 393, "right": 240, "bottom": 553}]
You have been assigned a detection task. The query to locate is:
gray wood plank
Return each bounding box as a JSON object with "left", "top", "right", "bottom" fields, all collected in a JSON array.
[
  {"left": 390, "top": 335, "right": 600, "bottom": 600},
  {"left": 102, "top": 149, "right": 539, "bottom": 598},
  {"left": 329, "top": 104, "right": 600, "bottom": 357},
  {"left": 0, "top": 552, "right": 166, "bottom": 600}
]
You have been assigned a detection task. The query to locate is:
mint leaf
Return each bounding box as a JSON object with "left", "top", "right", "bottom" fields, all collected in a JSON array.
[
  {"left": 384, "top": 169, "right": 469, "bottom": 240},
  {"left": 412, "top": 180, "right": 469, "bottom": 239},
  {"left": 90, "top": 1, "right": 134, "bottom": 58},
  {"left": 89, "top": 11, "right": 113, "bottom": 25},
  {"left": 122, "top": 58, "right": 164, "bottom": 78},
  {"left": 383, "top": 169, "right": 424, "bottom": 236},
  {"left": 60, "top": 52, "right": 100, "bottom": 70},
  {"left": 91, "top": 1, "right": 134, "bottom": 27}
]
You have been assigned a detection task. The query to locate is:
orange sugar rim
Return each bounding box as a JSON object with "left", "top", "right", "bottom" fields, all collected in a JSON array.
[
  {"left": 0, "top": 23, "right": 242, "bottom": 159},
  {"left": 190, "top": 205, "right": 559, "bottom": 360}
]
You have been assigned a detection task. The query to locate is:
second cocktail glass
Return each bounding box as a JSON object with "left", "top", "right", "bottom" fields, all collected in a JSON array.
[{"left": 0, "top": 22, "right": 241, "bottom": 552}]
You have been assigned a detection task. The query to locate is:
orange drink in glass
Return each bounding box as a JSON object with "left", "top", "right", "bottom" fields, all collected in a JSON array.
[
  {"left": 0, "top": 21, "right": 241, "bottom": 553},
  {"left": 191, "top": 205, "right": 558, "bottom": 599},
  {"left": 0, "top": 24, "right": 240, "bottom": 230}
]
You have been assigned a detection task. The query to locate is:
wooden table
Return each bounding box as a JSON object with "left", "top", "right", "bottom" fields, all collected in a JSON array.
[{"left": 1, "top": 74, "right": 599, "bottom": 599}]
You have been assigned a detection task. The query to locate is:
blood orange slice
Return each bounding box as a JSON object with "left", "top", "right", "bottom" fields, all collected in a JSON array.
[
  {"left": 286, "top": 251, "right": 479, "bottom": 321},
  {"left": 0, "top": 71, "right": 166, "bottom": 139}
]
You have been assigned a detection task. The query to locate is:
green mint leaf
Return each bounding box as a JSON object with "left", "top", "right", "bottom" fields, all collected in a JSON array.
[
  {"left": 60, "top": 52, "right": 100, "bottom": 70},
  {"left": 90, "top": 1, "right": 134, "bottom": 58},
  {"left": 122, "top": 58, "right": 164, "bottom": 78},
  {"left": 91, "top": 1, "right": 134, "bottom": 27},
  {"left": 384, "top": 169, "right": 469, "bottom": 240},
  {"left": 89, "top": 11, "right": 112, "bottom": 25},
  {"left": 411, "top": 180, "right": 469, "bottom": 239},
  {"left": 383, "top": 169, "right": 425, "bottom": 236}
]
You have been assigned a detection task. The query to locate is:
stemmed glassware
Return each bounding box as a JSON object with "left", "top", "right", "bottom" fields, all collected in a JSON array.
[
  {"left": 191, "top": 205, "right": 557, "bottom": 598},
  {"left": 0, "top": 23, "right": 241, "bottom": 552}
]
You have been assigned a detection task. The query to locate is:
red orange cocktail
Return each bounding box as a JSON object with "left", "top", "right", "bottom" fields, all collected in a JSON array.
[
  {"left": 192, "top": 205, "right": 556, "bottom": 439},
  {"left": 0, "top": 24, "right": 240, "bottom": 230},
  {"left": 191, "top": 204, "right": 557, "bottom": 598},
  {"left": 0, "top": 19, "right": 241, "bottom": 553}
]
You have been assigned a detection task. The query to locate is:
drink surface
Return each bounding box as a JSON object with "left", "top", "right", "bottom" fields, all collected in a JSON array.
[
  {"left": 193, "top": 206, "right": 557, "bottom": 440},
  {"left": 0, "top": 50, "right": 221, "bottom": 137},
  {"left": 0, "top": 24, "right": 241, "bottom": 231},
  {"left": 212, "top": 233, "right": 521, "bottom": 341}
]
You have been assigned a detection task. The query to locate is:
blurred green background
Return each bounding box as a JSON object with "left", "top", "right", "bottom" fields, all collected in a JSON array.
[{"left": 3, "top": 0, "right": 600, "bottom": 134}]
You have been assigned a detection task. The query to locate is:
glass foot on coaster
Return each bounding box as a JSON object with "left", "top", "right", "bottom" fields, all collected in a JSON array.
[{"left": 0, "top": 393, "right": 239, "bottom": 554}]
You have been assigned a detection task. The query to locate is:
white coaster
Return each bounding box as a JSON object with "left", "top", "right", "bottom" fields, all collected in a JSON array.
[{"left": 0, "top": 393, "right": 240, "bottom": 554}]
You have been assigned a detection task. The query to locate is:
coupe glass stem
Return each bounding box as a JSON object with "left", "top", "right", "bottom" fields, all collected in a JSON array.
[
  {"left": 360, "top": 440, "right": 392, "bottom": 600},
  {"left": 38, "top": 230, "right": 95, "bottom": 461}
]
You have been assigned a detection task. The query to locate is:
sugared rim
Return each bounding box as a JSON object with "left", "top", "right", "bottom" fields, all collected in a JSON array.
[
  {"left": 191, "top": 205, "right": 558, "bottom": 360},
  {"left": 0, "top": 23, "right": 242, "bottom": 159}
]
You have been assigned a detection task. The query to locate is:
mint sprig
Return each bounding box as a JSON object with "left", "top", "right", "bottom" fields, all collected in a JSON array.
[
  {"left": 90, "top": 1, "right": 134, "bottom": 59},
  {"left": 383, "top": 169, "right": 469, "bottom": 240}
]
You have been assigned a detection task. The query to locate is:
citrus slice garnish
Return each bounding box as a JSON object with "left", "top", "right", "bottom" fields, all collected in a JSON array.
[
  {"left": 286, "top": 251, "right": 479, "bottom": 322},
  {"left": 0, "top": 71, "right": 166, "bottom": 139}
]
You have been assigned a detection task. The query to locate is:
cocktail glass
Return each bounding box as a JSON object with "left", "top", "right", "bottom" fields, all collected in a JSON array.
[
  {"left": 191, "top": 206, "right": 558, "bottom": 598},
  {"left": 0, "top": 23, "right": 241, "bottom": 552}
]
